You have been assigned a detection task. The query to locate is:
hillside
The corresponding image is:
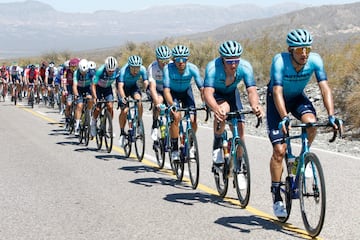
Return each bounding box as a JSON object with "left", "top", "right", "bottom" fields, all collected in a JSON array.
[{"left": 0, "top": 0, "right": 307, "bottom": 59}]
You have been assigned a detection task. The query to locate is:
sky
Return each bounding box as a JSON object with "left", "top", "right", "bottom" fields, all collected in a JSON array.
[{"left": 0, "top": 0, "right": 359, "bottom": 12}]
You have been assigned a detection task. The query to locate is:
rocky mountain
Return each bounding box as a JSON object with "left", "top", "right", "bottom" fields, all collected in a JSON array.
[
  {"left": 185, "top": 2, "right": 360, "bottom": 46},
  {"left": 0, "top": 0, "right": 307, "bottom": 59}
]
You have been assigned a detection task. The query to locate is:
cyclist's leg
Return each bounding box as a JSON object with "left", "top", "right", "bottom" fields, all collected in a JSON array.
[{"left": 294, "top": 96, "right": 317, "bottom": 145}]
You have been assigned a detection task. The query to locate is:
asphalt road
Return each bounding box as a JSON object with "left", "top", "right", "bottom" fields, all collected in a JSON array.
[{"left": 1, "top": 98, "right": 359, "bottom": 240}]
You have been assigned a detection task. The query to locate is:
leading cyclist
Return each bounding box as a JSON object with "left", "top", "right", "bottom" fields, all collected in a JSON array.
[{"left": 266, "top": 29, "right": 342, "bottom": 218}]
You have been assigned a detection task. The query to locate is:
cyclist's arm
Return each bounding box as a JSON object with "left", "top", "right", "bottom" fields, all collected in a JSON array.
[
  {"left": 204, "top": 86, "right": 226, "bottom": 122},
  {"left": 246, "top": 86, "right": 263, "bottom": 117},
  {"left": 318, "top": 80, "right": 334, "bottom": 116},
  {"left": 117, "top": 82, "right": 126, "bottom": 99},
  {"left": 149, "top": 80, "right": 159, "bottom": 105},
  {"left": 273, "top": 85, "right": 288, "bottom": 119},
  {"left": 163, "top": 87, "right": 173, "bottom": 106}
]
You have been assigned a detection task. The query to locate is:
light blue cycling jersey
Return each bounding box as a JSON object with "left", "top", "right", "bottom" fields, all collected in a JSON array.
[
  {"left": 268, "top": 52, "right": 327, "bottom": 99},
  {"left": 204, "top": 57, "right": 256, "bottom": 94},
  {"left": 118, "top": 63, "right": 148, "bottom": 88},
  {"left": 163, "top": 62, "right": 203, "bottom": 92},
  {"left": 73, "top": 69, "right": 95, "bottom": 87},
  {"left": 93, "top": 64, "right": 120, "bottom": 88}
]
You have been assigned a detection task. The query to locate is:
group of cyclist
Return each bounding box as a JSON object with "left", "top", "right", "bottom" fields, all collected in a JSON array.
[
  {"left": 1, "top": 28, "right": 343, "bottom": 219},
  {"left": 0, "top": 60, "right": 61, "bottom": 106}
]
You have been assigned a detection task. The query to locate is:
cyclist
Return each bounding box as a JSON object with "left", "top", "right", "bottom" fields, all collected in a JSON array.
[
  {"left": 45, "top": 61, "right": 58, "bottom": 106},
  {"left": 73, "top": 59, "right": 95, "bottom": 136},
  {"left": 38, "top": 61, "right": 48, "bottom": 101},
  {"left": 163, "top": 45, "right": 204, "bottom": 162},
  {"left": 88, "top": 60, "right": 97, "bottom": 75},
  {"left": 63, "top": 58, "right": 80, "bottom": 130},
  {"left": 90, "top": 56, "right": 119, "bottom": 137},
  {"left": 117, "top": 55, "right": 149, "bottom": 147},
  {"left": 147, "top": 45, "right": 172, "bottom": 140},
  {"left": 9, "top": 62, "right": 22, "bottom": 102},
  {"left": 0, "top": 65, "right": 9, "bottom": 101},
  {"left": 24, "top": 64, "right": 40, "bottom": 104},
  {"left": 266, "top": 29, "right": 342, "bottom": 218},
  {"left": 204, "top": 40, "right": 263, "bottom": 166}
]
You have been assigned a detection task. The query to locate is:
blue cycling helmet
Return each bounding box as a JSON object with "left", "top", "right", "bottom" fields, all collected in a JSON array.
[
  {"left": 172, "top": 45, "right": 190, "bottom": 57},
  {"left": 128, "top": 55, "right": 142, "bottom": 67},
  {"left": 286, "top": 29, "right": 313, "bottom": 47},
  {"left": 155, "top": 45, "right": 172, "bottom": 59},
  {"left": 219, "top": 40, "right": 243, "bottom": 57}
]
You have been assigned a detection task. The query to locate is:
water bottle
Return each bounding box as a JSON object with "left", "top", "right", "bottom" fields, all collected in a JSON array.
[
  {"left": 287, "top": 153, "right": 296, "bottom": 176},
  {"left": 223, "top": 138, "right": 229, "bottom": 158},
  {"left": 160, "top": 125, "right": 166, "bottom": 139}
]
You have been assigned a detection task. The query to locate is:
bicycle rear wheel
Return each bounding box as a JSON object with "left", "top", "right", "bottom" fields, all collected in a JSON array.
[
  {"left": 78, "top": 112, "right": 85, "bottom": 144},
  {"left": 187, "top": 129, "right": 200, "bottom": 189},
  {"left": 233, "top": 139, "right": 251, "bottom": 208},
  {"left": 104, "top": 110, "right": 113, "bottom": 153},
  {"left": 278, "top": 160, "right": 292, "bottom": 223},
  {"left": 123, "top": 131, "right": 132, "bottom": 157},
  {"left": 154, "top": 138, "right": 166, "bottom": 169},
  {"left": 213, "top": 160, "right": 229, "bottom": 198},
  {"left": 134, "top": 119, "right": 145, "bottom": 161},
  {"left": 299, "top": 152, "right": 326, "bottom": 237}
]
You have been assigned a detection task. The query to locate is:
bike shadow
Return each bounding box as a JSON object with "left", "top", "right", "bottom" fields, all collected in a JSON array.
[
  {"left": 120, "top": 165, "right": 188, "bottom": 188},
  {"left": 163, "top": 192, "right": 240, "bottom": 207},
  {"left": 95, "top": 154, "right": 128, "bottom": 161},
  {"left": 214, "top": 215, "right": 302, "bottom": 239}
]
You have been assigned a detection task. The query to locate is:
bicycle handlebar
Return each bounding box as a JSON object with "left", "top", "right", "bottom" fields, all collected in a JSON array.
[
  {"left": 288, "top": 121, "right": 343, "bottom": 143},
  {"left": 215, "top": 109, "right": 262, "bottom": 130}
]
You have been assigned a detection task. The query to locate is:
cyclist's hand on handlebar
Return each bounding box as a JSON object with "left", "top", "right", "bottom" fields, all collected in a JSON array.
[
  {"left": 120, "top": 97, "right": 127, "bottom": 105},
  {"left": 252, "top": 105, "right": 264, "bottom": 118},
  {"left": 328, "top": 115, "right": 344, "bottom": 136},
  {"left": 214, "top": 106, "right": 227, "bottom": 122},
  {"left": 278, "top": 116, "right": 290, "bottom": 134}
]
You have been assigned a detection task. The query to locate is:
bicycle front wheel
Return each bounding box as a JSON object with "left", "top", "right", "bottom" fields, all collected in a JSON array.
[
  {"left": 233, "top": 139, "right": 251, "bottom": 208},
  {"left": 299, "top": 152, "right": 326, "bottom": 237},
  {"left": 134, "top": 119, "right": 145, "bottom": 161},
  {"left": 103, "top": 110, "right": 113, "bottom": 153},
  {"left": 96, "top": 118, "right": 103, "bottom": 150},
  {"left": 187, "top": 129, "right": 200, "bottom": 189},
  {"left": 84, "top": 110, "right": 91, "bottom": 146}
]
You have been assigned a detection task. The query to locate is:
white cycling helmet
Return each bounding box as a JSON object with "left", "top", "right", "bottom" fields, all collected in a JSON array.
[
  {"left": 105, "top": 56, "right": 118, "bottom": 71},
  {"left": 88, "top": 61, "right": 97, "bottom": 70},
  {"left": 78, "top": 59, "right": 89, "bottom": 73}
]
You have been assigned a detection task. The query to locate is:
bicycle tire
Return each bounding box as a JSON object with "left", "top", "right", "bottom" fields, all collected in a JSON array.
[
  {"left": 104, "top": 110, "right": 113, "bottom": 153},
  {"left": 172, "top": 145, "right": 185, "bottom": 181},
  {"left": 233, "top": 139, "right": 251, "bottom": 208},
  {"left": 187, "top": 129, "right": 200, "bottom": 189},
  {"left": 123, "top": 132, "right": 132, "bottom": 157},
  {"left": 84, "top": 109, "right": 90, "bottom": 146},
  {"left": 277, "top": 158, "right": 293, "bottom": 223},
  {"left": 154, "top": 138, "right": 166, "bottom": 169},
  {"left": 299, "top": 152, "right": 326, "bottom": 237},
  {"left": 134, "top": 119, "right": 145, "bottom": 161},
  {"left": 96, "top": 116, "right": 103, "bottom": 150},
  {"left": 78, "top": 111, "right": 85, "bottom": 144}
]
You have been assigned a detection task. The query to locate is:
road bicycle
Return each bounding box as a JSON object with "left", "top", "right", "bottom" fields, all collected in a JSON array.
[
  {"left": 94, "top": 99, "right": 115, "bottom": 153},
  {"left": 278, "top": 120, "right": 343, "bottom": 237},
  {"left": 212, "top": 109, "right": 261, "bottom": 208},
  {"left": 152, "top": 104, "right": 172, "bottom": 169},
  {"left": 170, "top": 105, "right": 208, "bottom": 189},
  {"left": 28, "top": 83, "right": 36, "bottom": 108},
  {"left": 78, "top": 97, "right": 91, "bottom": 146},
  {"left": 121, "top": 98, "right": 151, "bottom": 161}
]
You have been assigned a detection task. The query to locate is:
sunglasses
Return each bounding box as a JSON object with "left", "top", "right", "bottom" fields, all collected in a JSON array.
[
  {"left": 292, "top": 46, "right": 312, "bottom": 55},
  {"left": 224, "top": 58, "right": 240, "bottom": 65},
  {"left": 174, "top": 57, "right": 188, "bottom": 63},
  {"left": 158, "top": 59, "right": 170, "bottom": 64}
]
